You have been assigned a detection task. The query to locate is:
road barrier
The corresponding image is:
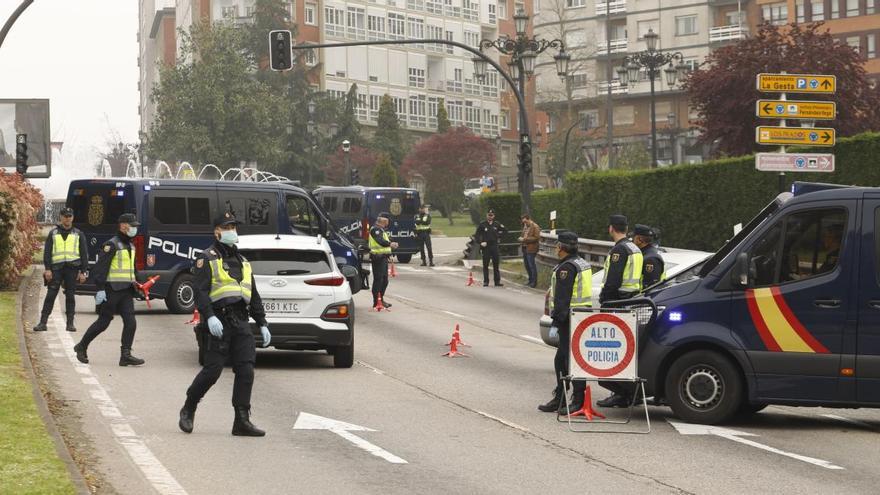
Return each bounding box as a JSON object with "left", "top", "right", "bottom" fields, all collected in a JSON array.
[{"left": 537, "top": 231, "right": 614, "bottom": 270}]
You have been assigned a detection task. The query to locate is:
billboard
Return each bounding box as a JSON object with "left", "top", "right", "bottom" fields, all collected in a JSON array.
[{"left": 0, "top": 99, "right": 51, "bottom": 178}]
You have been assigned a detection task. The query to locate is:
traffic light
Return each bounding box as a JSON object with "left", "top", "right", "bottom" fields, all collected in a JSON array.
[
  {"left": 350, "top": 168, "right": 360, "bottom": 185},
  {"left": 519, "top": 141, "right": 532, "bottom": 175},
  {"left": 269, "top": 30, "right": 292, "bottom": 71},
  {"left": 15, "top": 134, "right": 27, "bottom": 175}
]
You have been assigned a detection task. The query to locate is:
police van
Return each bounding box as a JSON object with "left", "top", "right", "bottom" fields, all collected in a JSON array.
[
  {"left": 634, "top": 182, "right": 880, "bottom": 424},
  {"left": 312, "top": 186, "right": 421, "bottom": 263},
  {"left": 67, "top": 179, "right": 365, "bottom": 314}
]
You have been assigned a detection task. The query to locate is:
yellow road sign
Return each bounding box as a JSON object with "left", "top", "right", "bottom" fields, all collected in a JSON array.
[
  {"left": 756, "top": 73, "right": 836, "bottom": 94},
  {"left": 757, "top": 100, "right": 836, "bottom": 120},
  {"left": 756, "top": 126, "right": 835, "bottom": 147}
]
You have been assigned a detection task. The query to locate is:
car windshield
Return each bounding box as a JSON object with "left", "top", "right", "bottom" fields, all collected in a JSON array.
[
  {"left": 240, "top": 249, "right": 331, "bottom": 276},
  {"left": 465, "top": 178, "right": 482, "bottom": 189}
]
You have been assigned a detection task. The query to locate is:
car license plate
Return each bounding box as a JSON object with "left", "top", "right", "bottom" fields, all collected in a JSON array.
[{"left": 263, "top": 300, "right": 300, "bottom": 314}]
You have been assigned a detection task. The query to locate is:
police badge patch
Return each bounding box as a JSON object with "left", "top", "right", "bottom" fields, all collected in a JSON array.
[
  {"left": 196, "top": 259, "right": 204, "bottom": 269},
  {"left": 646, "top": 263, "right": 654, "bottom": 273},
  {"left": 103, "top": 245, "right": 111, "bottom": 253},
  {"left": 559, "top": 269, "right": 569, "bottom": 279},
  {"left": 611, "top": 253, "right": 620, "bottom": 262}
]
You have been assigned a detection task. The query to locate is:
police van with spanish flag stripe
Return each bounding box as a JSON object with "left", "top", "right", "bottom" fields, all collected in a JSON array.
[{"left": 639, "top": 182, "right": 880, "bottom": 424}]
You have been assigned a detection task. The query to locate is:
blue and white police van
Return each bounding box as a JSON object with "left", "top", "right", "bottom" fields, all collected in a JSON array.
[
  {"left": 67, "top": 179, "right": 365, "bottom": 314},
  {"left": 312, "top": 186, "right": 421, "bottom": 263},
  {"left": 632, "top": 182, "right": 880, "bottom": 424}
]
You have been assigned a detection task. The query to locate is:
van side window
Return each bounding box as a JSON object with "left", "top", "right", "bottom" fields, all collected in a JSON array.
[
  {"left": 322, "top": 196, "right": 337, "bottom": 212},
  {"left": 287, "top": 195, "right": 319, "bottom": 236},
  {"left": 154, "top": 197, "right": 211, "bottom": 226},
  {"left": 219, "top": 192, "right": 276, "bottom": 235},
  {"left": 342, "top": 197, "right": 362, "bottom": 214},
  {"left": 749, "top": 223, "right": 782, "bottom": 287}
]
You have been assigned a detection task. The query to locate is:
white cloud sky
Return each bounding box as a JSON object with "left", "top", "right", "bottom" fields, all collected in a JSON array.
[{"left": 0, "top": 0, "right": 139, "bottom": 197}]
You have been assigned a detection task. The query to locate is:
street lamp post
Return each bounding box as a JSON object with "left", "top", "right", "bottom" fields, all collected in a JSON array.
[{"left": 616, "top": 29, "right": 688, "bottom": 168}]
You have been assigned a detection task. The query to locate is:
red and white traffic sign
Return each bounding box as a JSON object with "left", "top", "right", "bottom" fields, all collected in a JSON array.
[
  {"left": 569, "top": 311, "right": 638, "bottom": 380},
  {"left": 755, "top": 152, "right": 835, "bottom": 173}
]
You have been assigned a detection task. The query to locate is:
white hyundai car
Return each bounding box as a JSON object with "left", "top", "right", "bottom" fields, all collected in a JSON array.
[{"left": 195, "top": 234, "right": 356, "bottom": 368}]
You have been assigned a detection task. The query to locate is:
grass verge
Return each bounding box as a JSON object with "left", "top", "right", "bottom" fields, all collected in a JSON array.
[
  {"left": 0, "top": 291, "right": 77, "bottom": 495},
  {"left": 432, "top": 212, "right": 476, "bottom": 238}
]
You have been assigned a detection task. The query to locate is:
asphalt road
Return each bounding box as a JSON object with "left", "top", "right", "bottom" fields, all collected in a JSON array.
[{"left": 24, "top": 238, "right": 880, "bottom": 494}]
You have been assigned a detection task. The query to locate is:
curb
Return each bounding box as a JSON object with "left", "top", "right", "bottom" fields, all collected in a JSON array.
[{"left": 16, "top": 267, "right": 91, "bottom": 495}]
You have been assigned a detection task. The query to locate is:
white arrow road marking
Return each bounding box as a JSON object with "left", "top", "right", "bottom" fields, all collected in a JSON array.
[
  {"left": 294, "top": 412, "right": 408, "bottom": 464},
  {"left": 667, "top": 420, "right": 844, "bottom": 470}
]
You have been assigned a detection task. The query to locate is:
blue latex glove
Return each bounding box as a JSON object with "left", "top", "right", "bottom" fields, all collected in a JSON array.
[
  {"left": 207, "top": 316, "right": 224, "bottom": 338},
  {"left": 260, "top": 326, "right": 271, "bottom": 348},
  {"left": 549, "top": 325, "right": 559, "bottom": 340},
  {"left": 95, "top": 290, "right": 107, "bottom": 305}
]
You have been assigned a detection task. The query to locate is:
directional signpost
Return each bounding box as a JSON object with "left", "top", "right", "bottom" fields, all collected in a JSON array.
[
  {"left": 755, "top": 153, "right": 835, "bottom": 173},
  {"left": 756, "top": 73, "right": 836, "bottom": 94},
  {"left": 756, "top": 100, "right": 836, "bottom": 120},
  {"left": 756, "top": 126, "right": 835, "bottom": 147}
]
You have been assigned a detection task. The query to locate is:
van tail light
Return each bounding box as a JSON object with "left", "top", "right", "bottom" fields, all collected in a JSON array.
[
  {"left": 361, "top": 218, "right": 370, "bottom": 240},
  {"left": 132, "top": 234, "right": 146, "bottom": 271},
  {"left": 306, "top": 276, "right": 345, "bottom": 286},
  {"left": 322, "top": 303, "right": 350, "bottom": 319},
  {"left": 544, "top": 290, "right": 550, "bottom": 316}
]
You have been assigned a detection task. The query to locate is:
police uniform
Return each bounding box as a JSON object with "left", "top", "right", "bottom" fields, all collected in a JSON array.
[
  {"left": 74, "top": 213, "right": 144, "bottom": 367},
  {"left": 179, "top": 213, "right": 269, "bottom": 437},
  {"left": 369, "top": 214, "right": 394, "bottom": 307},
  {"left": 474, "top": 209, "right": 507, "bottom": 286},
  {"left": 634, "top": 224, "right": 666, "bottom": 288},
  {"left": 538, "top": 232, "right": 593, "bottom": 414},
  {"left": 415, "top": 208, "right": 434, "bottom": 266},
  {"left": 34, "top": 207, "right": 88, "bottom": 332}
]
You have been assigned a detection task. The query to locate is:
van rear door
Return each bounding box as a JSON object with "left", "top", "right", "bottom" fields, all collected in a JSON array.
[
  {"left": 855, "top": 195, "right": 880, "bottom": 403},
  {"left": 147, "top": 185, "right": 216, "bottom": 272},
  {"left": 366, "top": 190, "right": 419, "bottom": 248},
  {"left": 68, "top": 180, "right": 137, "bottom": 270}
]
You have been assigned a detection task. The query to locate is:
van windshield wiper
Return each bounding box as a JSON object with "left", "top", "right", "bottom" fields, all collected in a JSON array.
[{"left": 277, "top": 269, "right": 310, "bottom": 275}]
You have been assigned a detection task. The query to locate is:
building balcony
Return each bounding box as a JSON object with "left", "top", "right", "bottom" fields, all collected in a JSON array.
[
  {"left": 596, "top": 38, "right": 628, "bottom": 55},
  {"left": 709, "top": 24, "right": 747, "bottom": 43},
  {"left": 427, "top": 79, "right": 446, "bottom": 92},
  {"left": 595, "top": 0, "right": 626, "bottom": 15},
  {"left": 597, "top": 80, "right": 628, "bottom": 95}
]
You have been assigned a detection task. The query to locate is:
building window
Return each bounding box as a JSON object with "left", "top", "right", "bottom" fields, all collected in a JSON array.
[
  {"left": 368, "top": 14, "right": 385, "bottom": 40},
  {"left": 407, "top": 16, "right": 425, "bottom": 40},
  {"left": 347, "top": 7, "right": 366, "bottom": 40},
  {"left": 392, "top": 96, "right": 408, "bottom": 121},
  {"left": 222, "top": 5, "right": 238, "bottom": 18},
  {"left": 869, "top": 34, "right": 876, "bottom": 58},
  {"left": 637, "top": 19, "right": 658, "bottom": 39},
  {"left": 578, "top": 110, "right": 599, "bottom": 129},
  {"left": 675, "top": 15, "right": 697, "bottom": 36},
  {"left": 831, "top": 0, "right": 839, "bottom": 18},
  {"left": 514, "top": 1, "right": 524, "bottom": 15},
  {"left": 762, "top": 3, "right": 788, "bottom": 24},
  {"left": 811, "top": 0, "right": 824, "bottom": 20},
  {"left": 501, "top": 109, "right": 511, "bottom": 129},
  {"left": 304, "top": 3, "right": 317, "bottom": 25},
  {"left": 500, "top": 145, "right": 511, "bottom": 168},
  {"left": 566, "top": 0, "right": 585, "bottom": 7},
  {"left": 408, "top": 95, "right": 427, "bottom": 128},
  {"left": 324, "top": 6, "right": 345, "bottom": 37},
  {"left": 565, "top": 29, "right": 587, "bottom": 47},
  {"left": 569, "top": 73, "right": 589, "bottom": 88},
  {"left": 409, "top": 67, "right": 426, "bottom": 88},
  {"left": 369, "top": 95, "right": 382, "bottom": 121},
  {"left": 796, "top": 0, "right": 805, "bottom": 22},
  {"left": 304, "top": 48, "right": 317, "bottom": 66},
  {"left": 283, "top": 1, "right": 295, "bottom": 21},
  {"left": 869, "top": 0, "right": 876, "bottom": 15},
  {"left": 246, "top": 5, "right": 257, "bottom": 17},
  {"left": 464, "top": 30, "right": 480, "bottom": 48},
  {"left": 498, "top": 0, "right": 507, "bottom": 18},
  {"left": 614, "top": 105, "right": 634, "bottom": 126},
  {"left": 408, "top": 0, "right": 426, "bottom": 11},
  {"left": 846, "top": 0, "right": 859, "bottom": 16},
  {"left": 388, "top": 12, "right": 406, "bottom": 40},
  {"left": 846, "top": 36, "right": 861, "bottom": 55}
]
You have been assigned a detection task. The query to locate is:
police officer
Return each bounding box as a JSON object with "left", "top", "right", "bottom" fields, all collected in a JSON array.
[
  {"left": 34, "top": 207, "right": 88, "bottom": 332},
  {"left": 179, "top": 212, "right": 271, "bottom": 436},
  {"left": 633, "top": 224, "right": 665, "bottom": 288},
  {"left": 415, "top": 204, "right": 434, "bottom": 266},
  {"left": 474, "top": 209, "right": 507, "bottom": 287},
  {"left": 538, "top": 231, "right": 593, "bottom": 415},
  {"left": 597, "top": 214, "right": 644, "bottom": 407},
  {"left": 369, "top": 212, "right": 398, "bottom": 307},
  {"left": 73, "top": 213, "right": 145, "bottom": 367}
]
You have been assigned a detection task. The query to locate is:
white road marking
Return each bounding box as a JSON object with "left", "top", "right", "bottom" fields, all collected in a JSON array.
[
  {"left": 356, "top": 360, "right": 386, "bottom": 375},
  {"left": 294, "top": 412, "right": 408, "bottom": 464},
  {"left": 390, "top": 294, "right": 417, "bottom": 303},
  {"left": 49, "top": 314, "right": 189, "bottom": 494},
  {"left": 442, "top": 310, "right": 466, "bottom": 319},
  {"left": 475, "top": 411, "right": 530, "bottom": 432},
  {"left": 821, "top": 414, "right": 878, "bottom": 431},
  {"left": 668, "top": 420, "right": 844, "bottom": 470},
  {"left": 519, "top": 335, "right": 548, "bottom": 345}
]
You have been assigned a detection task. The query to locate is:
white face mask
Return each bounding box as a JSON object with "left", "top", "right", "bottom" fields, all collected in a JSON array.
[
  {"left": 219, "top": 230, "right": 239, "bottom": 245},
  {"left": 127, "top": 227, "right": 138, "bottom": 237}
]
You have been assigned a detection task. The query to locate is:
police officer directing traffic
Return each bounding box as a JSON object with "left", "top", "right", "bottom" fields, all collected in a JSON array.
[
  {"left": 538, "top": 231, "right": 593, "bottom": 415},
  {"left": 34, "top": 207, "right": 88, "bottom": 333},
  {"left": 633, "top": 224, "right": 665, "bottom": 288},
  {"left": 474, "top": 209, "right": 507, "bottom": 287},
  {"left": 369, "top": 212, "right": 398, "bottom": 308},
  {"left": 73, "top": 213, "right": 145, "bottom": 367},
  {"left": 415, "top": 204, "right": 434, "bottom": 266},
  {"left": 179, "top": 212, "right": 271, "bottom": 436},
  {"left": 597, "top": 214, "right": 644, "bottom": 408}
]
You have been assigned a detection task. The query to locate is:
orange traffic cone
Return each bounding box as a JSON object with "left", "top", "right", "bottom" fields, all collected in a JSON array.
[
  {"left": 372, "top": 293, "right": 388, "bottom": 312},
  {"left": 567, "top": 386, "right": 606, "bottom": 420},
  {"left": 465, "top": 271, "right": 475, "bottom": 286},
  {"left": 447, "top": 323, "right": 470, "bottom": 347},
  {"left": 389, "top": 262, "right": 398, "bottom": 278},
  {"left": 442, "top": 336, "right": 469, "bottom": 357},
  {"left": 185, "top": 309, "right": 200, "bottom": 325}
]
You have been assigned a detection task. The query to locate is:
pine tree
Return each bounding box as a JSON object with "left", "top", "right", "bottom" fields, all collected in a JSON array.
[
  {"left": 336, "top": 84, "right": 362, "bottom": 146},
  {"left": 436, "top": 98, "right": 451, "bottom": 133},
  {"left": 372, "top": 94, "right": 406, "bottom": 169},
  {"left": 372, "top": 153, "right": 398, "bottom": 187}
]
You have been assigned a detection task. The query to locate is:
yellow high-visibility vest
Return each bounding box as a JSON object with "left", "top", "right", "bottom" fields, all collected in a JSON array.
[
  {"left": 209, "top": 258, "right": 253, "bottom": 304},
  {"left": 369, "top": 228, "right": 392, "bottom": 255},
  {"left": 107, "top": 240, "right": 135, "bottom": 283},
  {"left": 51, "top": 231, "right": 79, "bottom": 265},
  {"left": 603, "top": 241, "right": 644, "bottom": 294},
  {"left": 416, "top": 215, "right": 431, "bottom": 231},
  {"left": 550, "top": 257, "right": 593, "bottom": 310}
]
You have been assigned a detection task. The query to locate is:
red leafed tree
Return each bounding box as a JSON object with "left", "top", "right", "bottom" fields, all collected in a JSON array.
[
  {"left": 402, "top": 127, "right": 496, "bottom": 224},
  {"left": 321, "top": 145, "right": 378, "bottom": 186},
  {"left": 683, "top": 22, "right": 880, "bottom": 157}
]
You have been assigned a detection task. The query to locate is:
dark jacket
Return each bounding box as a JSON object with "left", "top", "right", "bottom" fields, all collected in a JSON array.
[
  {"left": 599, "top": 238, "right": 635, "bottom": 304},
  {"left": 91, "top": 233, "right": 137, "bottom": 292},
  {"left": 43, "top": 225, "right": 89, "bottom": 271},
  {"left": 550, "top": 253, "right": 582, "bottom": 324},
  {"left": 641, "top": 244, "right": 665, "bottom": 288},
  {"left": 474, "top": 220, "right": 507, "bottom": 246},
  {"left": 192, "top": 240, "right": 268, "bottom": 327}
]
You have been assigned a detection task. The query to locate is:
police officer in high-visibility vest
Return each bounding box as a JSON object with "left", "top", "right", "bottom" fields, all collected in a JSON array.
[
  {"left": 597, "top": 214, "right": 644, "bottom": 408},
  {"left": 74, "top": 213, "right": 145, "bottom": 367},
  {"left": 34, "top": 207, "right": 88, "bottom": 332},
  {"left": 633, "top": 224, "right": 665, "bottom": 289},
  {"left": 369, "top": 212, "right": 398, "bottom": 308},
  {"left": 538, "top": 231, "right": 593, "bottom": 415},
  {"left": 415, "top": 204, "right": 434, "bottom": 266},
  {"left": 179, "top": 212, "right": 271, "bottom": 437}
]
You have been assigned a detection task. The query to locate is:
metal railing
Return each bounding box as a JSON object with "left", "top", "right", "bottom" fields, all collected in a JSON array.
[
  {"left": 596, "top": 38, "right": 628, "bottom": 55},
  {"left": 536, "top": 231, "right": 614, "bottom": 270},
  {"left": 709, "top": 24, "right": 748, "bottom": 42},
  {"left": 596, "top": 0, "right": 626, "bottom": 14}
]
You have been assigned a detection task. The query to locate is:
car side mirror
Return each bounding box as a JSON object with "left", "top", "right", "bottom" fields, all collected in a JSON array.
[{"left": 731, "top": 252, "right": 750, "bottom": 287}]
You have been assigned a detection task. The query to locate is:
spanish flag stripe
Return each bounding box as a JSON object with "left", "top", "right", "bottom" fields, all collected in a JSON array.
[
  {"left": 746, "top": 289, "right": 782, "bottom": 352},
  {"left": 754, "top": 288, "right": 814, "bottom": 352},
  {"left": 770, "top": 286, "right": 830, "bottom": 354}
]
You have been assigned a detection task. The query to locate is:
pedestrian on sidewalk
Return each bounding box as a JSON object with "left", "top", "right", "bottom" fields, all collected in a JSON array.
[
  {"left": 34, "top": 207, "right": 88, "bottom": 332},
  {"left": 415, "top": 204, "right": 434, "bottom": 266},
  {"left": 179, "top": 212, "right": 271, "bottom": 437},
  {"left": 474, "top": 209, "right": 507, "bottom": 287},
  {"left": 369, "top": 212, "right": 398, "bottom": 307},
  {"left": 73, "top": 213, "right": 145, "bottom": 367},
  {"left": 518, "top": 214, "right": 541, "bottom": 288}
]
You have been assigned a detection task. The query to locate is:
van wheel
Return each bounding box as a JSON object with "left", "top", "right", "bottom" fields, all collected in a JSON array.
[
  {"left": 166, "top": 274, "right": 196, "bottom": 314},
  {"left": 664, "top": 350, "right": 743, "bottom": 425},
  {"left": 396, "top": 254, "right": 412, "bottom": 264}
]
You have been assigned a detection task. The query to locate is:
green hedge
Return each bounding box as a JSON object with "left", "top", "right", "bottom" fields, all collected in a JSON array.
[{"left": 530, "top": 189, "right": 565, "bottom": 230}]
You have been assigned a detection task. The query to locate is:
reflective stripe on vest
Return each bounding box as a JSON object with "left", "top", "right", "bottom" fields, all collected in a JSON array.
[
  {"left": 51, "top": 232, "right": 79, "bottom": 264},
  {"left": 107, "top": 241, "right": 135, "bottom": 283},
  {"left": 416, "top": 215, "right": 431, "bottom": 231},
  {"left": 603, "top": 241, "right": 644, "bottom": 294},
  {"left": 369, "top": 229, "right": 392, "bottom": 255},
  {"left": 209, "top": 259, "right": 253, "bottom": 304},
  {"left": 549, "top": 257, "right": 593, "bottom": 310}
]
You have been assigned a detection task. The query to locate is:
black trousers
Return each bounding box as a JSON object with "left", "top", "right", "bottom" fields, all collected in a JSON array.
[
  {"left": 371, "top": 255, "right": 389, "bottom": 304},
  {"left": 554, "top": 319, "right": 585, "bottom": 397},
  {"left": 80, "top": 288, "right": 137, "bottom": 350},
  {"left": 40, "top": 265, "right": 79, "bottom": 321},
  {"left": 417, "top": 232, "right": 433, "bottom": 262},
  {"left": 186, "top": 313, "right": 256, "bottom": 408},
  {"left": 481, "top": 245, "right": 500, "bottom": 285}
]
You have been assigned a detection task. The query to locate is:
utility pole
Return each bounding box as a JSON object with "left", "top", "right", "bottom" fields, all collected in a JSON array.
[{"left": 0, "top": 0, "right": 34, "bottom": 51}]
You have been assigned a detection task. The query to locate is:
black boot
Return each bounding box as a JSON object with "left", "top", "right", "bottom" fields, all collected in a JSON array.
[
  {"left": 429, "top": 260, "right": 435, "bottom": 266},
  {"left": 538, "top": 387, "right": 562, "bottom": 413},
  {"left": 597, "top": 393, "right": 631, "bottom": 408},
  {"left": 66, "top": 317, "right": 76, "bottom": 332},
  {"left": 119, "top": 348, "right": 145, "bottom": 367},
  {"left": 178, "top": 398, "right": 198, "bottom": 433},
  {"left": 33, "top": 314, "right": 49, "bottom": 332},
  {"left": 73, "top": 343, "right": 88, "bottom": 364},
  {"left": 232, "top": 406, "right": 266, "bottom": 437},
  {"left": 420, "top": 260, "right": 427, "bottom": 266},
  {"left": 561, "top": 394, "right": 585, "bottom": 415}
]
